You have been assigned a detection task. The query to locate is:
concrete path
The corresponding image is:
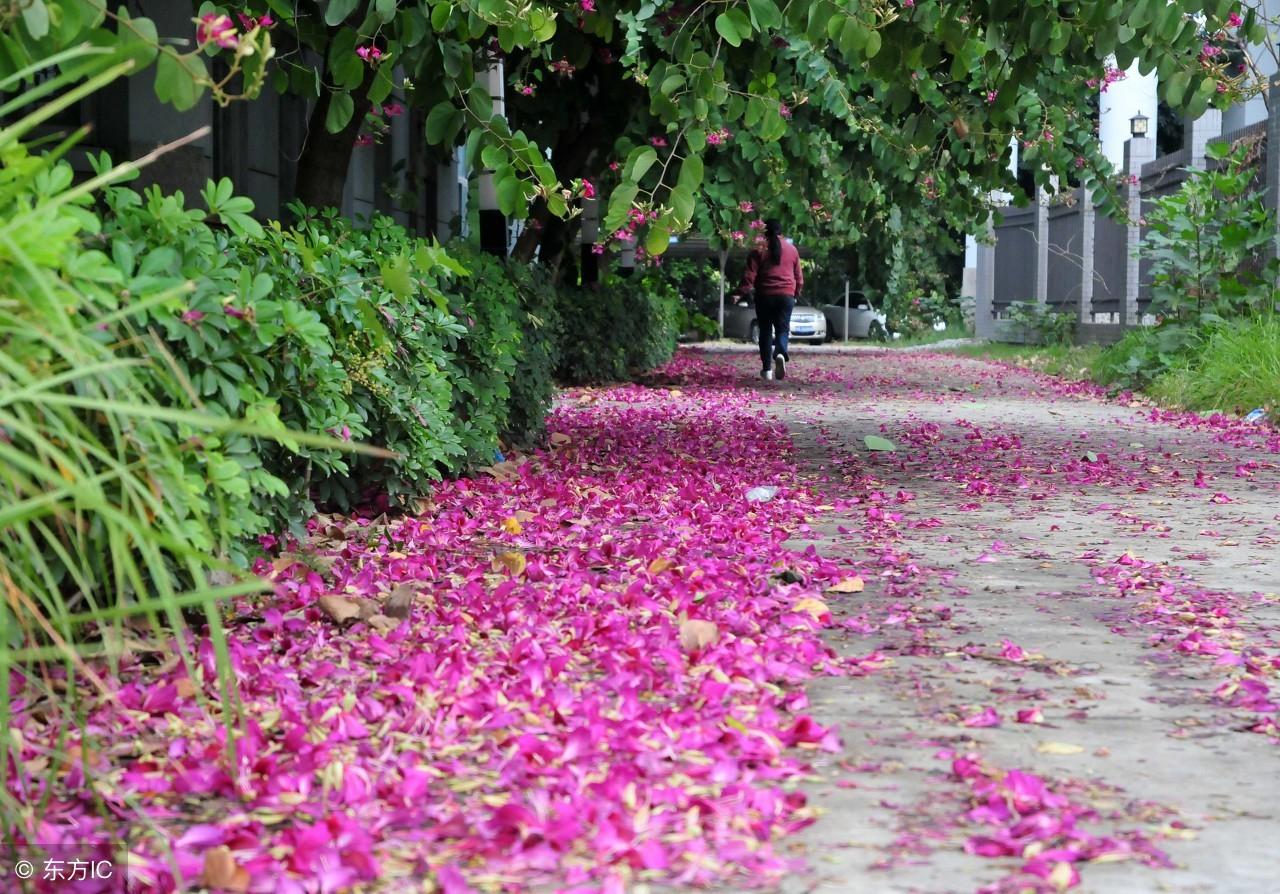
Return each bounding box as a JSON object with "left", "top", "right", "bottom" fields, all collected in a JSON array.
[{"left": 703, "top": 345, "right": 1279, "bottom": 894}]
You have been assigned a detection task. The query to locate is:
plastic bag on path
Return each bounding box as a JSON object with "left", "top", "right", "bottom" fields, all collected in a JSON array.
[
  {"left": 1244, "top": 408, "right": 1268, "bottom": 424},
  {"left": 745, "top": 486, "right": 779, "bottom": 503}
]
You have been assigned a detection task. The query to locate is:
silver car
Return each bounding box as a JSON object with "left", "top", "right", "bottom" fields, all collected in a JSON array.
[{"left": 722, "top": 299, "right": 828, "bottom": 344}]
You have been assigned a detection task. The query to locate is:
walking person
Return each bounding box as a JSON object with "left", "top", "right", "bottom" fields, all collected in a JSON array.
[{"left": 739, "top": 219, "right": 803, "bottom": 381}]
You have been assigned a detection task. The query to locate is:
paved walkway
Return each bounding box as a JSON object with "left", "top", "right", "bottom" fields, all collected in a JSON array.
[{"left": 700, "top": 344, "right": 1279, "bottom": 893}]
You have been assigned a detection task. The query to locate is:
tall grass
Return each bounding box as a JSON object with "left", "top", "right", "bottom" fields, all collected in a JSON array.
[
  {"left": 1148, "top": 317, "right": 1280, "bottom": 412},
  {"left": 0, "top": 51, "right": 369, "bottom": 850}
]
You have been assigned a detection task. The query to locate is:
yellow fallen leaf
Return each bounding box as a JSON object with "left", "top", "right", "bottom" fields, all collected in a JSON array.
[
  {"left": 317, "top": 595, "right": 360, "bottom": 624},
  {"left": 679, "top": 619, "right": 719, "bottom": 652},
  {"left": 826, "top": 576, "right": 865, "bottom": 594},
  {"left": 1049, "top": 861, "right": 1075, "bottom": 891},
  {"left": 501, "top": 516, "right": 523, "bottom": 534},
  {"left": 513, "top": 509, "right": 536, "bottom": 523},
  {"left": 647, "top": 557, "right": 676, "bottom": 574},
  {"left": 1036, "top": 741, "right": 1084, "bottom": 755},
  {"left": 792, "top": 597, "right": 830, "bottom": 621},
  {"left": 493, "top": 551, "right": 527, "bottom": 576}
]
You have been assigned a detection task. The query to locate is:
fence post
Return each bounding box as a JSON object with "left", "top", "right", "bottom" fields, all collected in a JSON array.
[
  {"left": 975, "top": 210, "right": 996, "bottom": 339},
  {"left": 1034, "top": 185, "right": 1050, "bottom": 305},
  {"left": 1122, "top": 135, "right": 1155, "bottom": 326},
  {"left": 1266, "top": 72, "right": 1280, "bottom": 262},
  {"left": 1079, "top": 188, "right": 1095, "bottom": 325},
  {"left": 1184, "top": 109, "right": 1223, "bottom": 170}
]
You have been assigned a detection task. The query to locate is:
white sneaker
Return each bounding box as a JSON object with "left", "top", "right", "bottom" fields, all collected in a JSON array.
[
  {"left": 774, "top": 354, "right": 787, "bottom": 380},
  {"left": 761, "top": 369, "right": 773, "bottom": 381}
]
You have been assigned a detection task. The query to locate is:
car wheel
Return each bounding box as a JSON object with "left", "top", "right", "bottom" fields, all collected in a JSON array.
[{"left": 747, "top": 321, "right": 758, "bottom": 345}]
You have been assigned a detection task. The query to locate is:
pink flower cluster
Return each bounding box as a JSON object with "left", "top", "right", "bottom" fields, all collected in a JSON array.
[
  {"left": 1086, "top": 66, "right": 1127, "bottom": 92},
  {"left": 196, "top": 13, "right": 237, "bottom": 49},
  {"left": 356, "top": 45, "right": 383, "bottom": 64},
  {"left": 1228, "top": 10, "right": 1244, "bottom": 26},
  {"left": 706, "top": 128, "right": 733, "bottom": 146},
  {"left": 237, "top": 12, "right": 274, "bottom": 29},
  {"left": 550, "top": 58, "right": 577, "bottom": 75},
  {"left": 649, "top": 135, "right": 669, "bottom": 148}
]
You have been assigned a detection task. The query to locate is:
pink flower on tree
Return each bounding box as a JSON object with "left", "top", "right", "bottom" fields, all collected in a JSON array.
[
  {"left": 355, "top": 134, "right": 374, "bottom": 147},
  {"left": 519, "top": 84, "right": 535, "bottom": 96},
  {"left": 984, "top": 89, "right": 998, "bottom": 104},
  {"left": 591, "top": 243, "right": 605, "bottom": 255},
  {"left": 196, "top": 14, "right": 237, "bottom": 49},
  {"left": 581, "top": 0, "right": 596, "bottom": 10},
  {"left": 778, "top": 102, "right": 792, "bottom": 119},
  {"left": 903, "top": 0, "right": 914, "bottom": 7},
  {"left": 731, "top": 230, "right": 746, "bottom": 241},
  {"left": 609, "top": 161, "right": 620, "bottom": 171},
  {"left": 650, "top": 136, "right": 669, "bottom": 147},
  {"left": 1228, "top": 11, "right": 1244, "bottom": 26},
  {"left": 581, "top": 179, "right": 597, "bottom": 199},
  {"left": 749, "top": 218, "right": 765, "bottom": 230},
  {"left": 739, "top": 200, "right": 754, "bottom": 212},
  {"left": 382, "top": 102, "right": 405, "bottom": 117},
  {"left": 357, "top": 45, "right": 384, "bottom": 64},
  {"left": 1200, "top": 42, "right": 1221, "bottom": 59},
  {"left": 237, "top": 12, "right": 274, "bottom": 29},
  {"left": 181, "top": 309, "right": 205, "bottom": 324}
]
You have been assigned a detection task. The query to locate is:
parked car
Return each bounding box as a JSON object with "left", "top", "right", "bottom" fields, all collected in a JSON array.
[
  {"left": 723, "top": 299, "right": 828, "bottom": 344},
  {"left": 822, "top": 302, "right": 887, "bottom": 340}
]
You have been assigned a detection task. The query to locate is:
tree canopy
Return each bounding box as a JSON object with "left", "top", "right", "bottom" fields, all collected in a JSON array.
[{"left": 2, "top": 0, "right": 1265, "bottom": 266}]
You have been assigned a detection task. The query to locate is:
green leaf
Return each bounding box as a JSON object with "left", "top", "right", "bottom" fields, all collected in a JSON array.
[
  {"left": 746, "top": 0, "right": 782, "bottom": 30},
  {"left": 374, "top": 0, "right": 397, "bottom": 22},
  {"left": 154, "top": 52, "right": 207, "bottom": 112},
  {"left": 324, "top": 0, "right": 361, "bottom": 26},
  {"left": 425, "top": 100, "right": 460, "bottom": 144},
  {"left": 715, "top": 12, "right": 742, "bottom": 46},
  {"left": 380, "top": 254, "right": 413, "bottom": 299},
  {"left": 623, "top": 145, "right": 658, "bottom": 183},
  {"left": 863, "top": 435, "right": 896, "bottom": 452},
  {"left": 603, "top": 182, "right": 639, "bottom": 233},
  {"left": 676, "top": 154, "right": 703, "bottom": 192},
  {"left": 431, "top": 3, "right": 452, "bottom": 30},
  {"left": 669, "top": 185, "right": 695, "bottom": 226},
  {"left": 645, "top": 224, "right": 671, "bottom": 255},
  {"left": 20, "top": 0, "right": 49, "bottom": 38},
  {"left": 864, "top": 29, "right": 882, "bottom": 59},
  {"left": 324, "top": 92, "right": 355, "bottom": 132}
]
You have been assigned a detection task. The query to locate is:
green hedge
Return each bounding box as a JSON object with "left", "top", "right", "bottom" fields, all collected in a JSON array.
[
  {"left": 90, "top": 174, "right": 675, "bottom": 554},
  {"left": 555, "top": 269, "right": 682, "bottom": 384}
]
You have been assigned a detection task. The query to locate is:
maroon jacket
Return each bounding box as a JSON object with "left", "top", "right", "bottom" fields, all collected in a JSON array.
[{"left": 741, "top": 239, "right": 803, "bottom": 298}]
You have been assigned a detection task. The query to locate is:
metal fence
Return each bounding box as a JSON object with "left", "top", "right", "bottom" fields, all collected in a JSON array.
[{"left": 977, "top": 115, "right": 1272, "bottom": 343}]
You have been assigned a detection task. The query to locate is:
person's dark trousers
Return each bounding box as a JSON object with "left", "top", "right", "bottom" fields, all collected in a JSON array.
[{"left": 754, "top": 293, "right": 795, "bottom": 370}]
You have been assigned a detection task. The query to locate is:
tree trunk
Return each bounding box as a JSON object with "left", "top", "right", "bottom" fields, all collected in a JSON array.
[{"left": 293, "top": 77, "right": 374, "bottom": 211}]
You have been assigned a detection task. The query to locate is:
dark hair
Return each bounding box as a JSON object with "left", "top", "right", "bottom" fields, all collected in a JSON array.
[{"left": 764, "top": 218, "right": 782, "bottom": 265}]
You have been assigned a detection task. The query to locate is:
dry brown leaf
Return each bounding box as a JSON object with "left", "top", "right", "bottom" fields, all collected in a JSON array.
[
  {"left": 647, "top": 557, "right": 676, "bottom": 575},
  {"left": 367, "top": 614, "right": 399, "bottom": 634},
  {"left": 493, "top": 551, "right": 527, "bottom": 576},
  {"left": 175, "top": 677, "right": 199, "bottom": 699},
  {"left": 384, "top": 584, "right": 417, "bottom": 620},
  {"left": 826, "top": 576, "right": 865, "bottom": 594},
  {"left": 549, "top": 432, "right": 571, "bottom": 446},
  {"left": 202, "top": 846, "right": 250, "bottom": 892},
  {"left": 317, "top": 595, "right": 360, "bottom": 624},
  {"left": 679, "top": 619, "right": 719, "bottom": 652},
  {"left": 513, "top": 510, "right": 537, "bottom": 523},
  {"left": 792, "top": 597, "right": 830, "bottom": 621}
]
